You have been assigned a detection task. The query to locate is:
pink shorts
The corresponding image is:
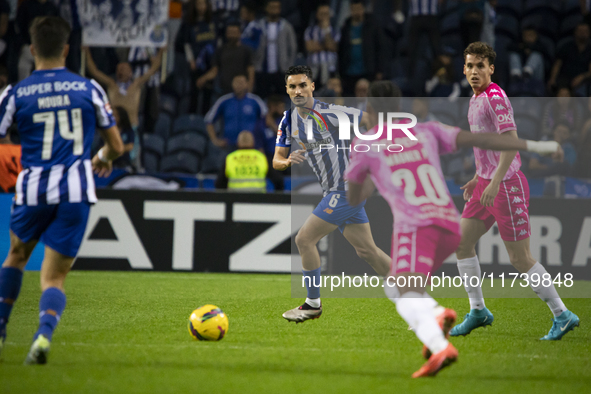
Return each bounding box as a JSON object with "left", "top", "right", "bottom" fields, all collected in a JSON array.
[
  {"left": 461, "top": 170, "right": 531, "bottom": 242},
  {"left": 391, "top": 225, "right": 461, "bottom": 276}
]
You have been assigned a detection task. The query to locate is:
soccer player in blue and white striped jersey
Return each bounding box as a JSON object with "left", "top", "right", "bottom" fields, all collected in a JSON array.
[
  {"left": 274, "top": 65, "right": 390, "bottom": 322},
  {"left": 0, "top": 16, "right": 123, "bottom": 364}
]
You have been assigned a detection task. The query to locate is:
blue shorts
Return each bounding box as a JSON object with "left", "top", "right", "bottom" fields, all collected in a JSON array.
[
  {"left": 312, "top": 191, "right": 369, "bottom": 232},
  {"left": 10, "top": 201, "right": 91, "bottom": 258}
]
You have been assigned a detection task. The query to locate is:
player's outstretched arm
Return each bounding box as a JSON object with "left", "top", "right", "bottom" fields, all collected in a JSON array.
[
  {"left": 347, "top": 177, "right": 375, "bottom": 206},
  {"left": 272, "top": 146, "right": 304, "bottom": 171},
  {"left": 455, "top": 130, "right": 563, "bottom": 160},
  {"left": 92, "top": 125, "right": 125, "bottom": 177}
]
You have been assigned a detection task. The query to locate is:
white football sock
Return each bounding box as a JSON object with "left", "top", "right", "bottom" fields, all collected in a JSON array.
[
  {"left": 305, "top": 298, "right": 321, "bottom": 308},
  {"left": 384, "top": 279, "right": 400, "bottom": 304},
  {"left": 396, "top": 292, "right": 448, "bottom": 354},
  {"left": 527, "top": 262, "right": 566, "bottom": 317},
  {"left": 424, "top": 292, "right": 445, "bottom": 317},
  {"left": 457, "top": 256, "right": 486, "bottom": 310}
]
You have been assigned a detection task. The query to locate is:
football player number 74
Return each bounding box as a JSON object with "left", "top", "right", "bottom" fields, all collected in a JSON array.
[
  {"left": 391, "top": 164, "right": 450, "bottom": 206},
  {"left": 33, "top": 108, "right": 83, "bottom": 160}
]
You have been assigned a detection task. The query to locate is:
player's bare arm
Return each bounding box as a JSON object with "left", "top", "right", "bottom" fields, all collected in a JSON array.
[
  {"left": 92, "top": 125, "right": 124, "bottom": 177},
  {"left": 272, "top": 146, "right": 305, "bottom": 171},
  {"left": 347, "top": 177, "right": 375, "bottom": 206},
  {"left": 455, "top": 130, "right": 563, "bottom": 201}
]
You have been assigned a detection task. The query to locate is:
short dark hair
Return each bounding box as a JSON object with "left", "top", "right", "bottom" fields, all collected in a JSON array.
[
  {"left": 285, "top": 65, "right": 313, "bottom": 83},
  {"left": 464, "top": 41, "right": 496, "bottom": 65},
  {"left": 368, "top": 81, "right": 401, "bottom": 113},
  {"left": 30, "top": 16, "right": 71, "bottom": 59}
]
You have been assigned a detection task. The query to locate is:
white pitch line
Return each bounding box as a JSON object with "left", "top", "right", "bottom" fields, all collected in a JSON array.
[{"left": 66, "top": 272, "right": 291, "bottom": 282}]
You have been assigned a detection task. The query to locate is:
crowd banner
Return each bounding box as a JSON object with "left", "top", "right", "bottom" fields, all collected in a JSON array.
[{"left": 78, "top": 0, "right": 169, "bottom": 47}]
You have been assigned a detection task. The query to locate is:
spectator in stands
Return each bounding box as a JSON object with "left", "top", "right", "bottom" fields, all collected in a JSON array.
[
  {"left": 412, "top": 98, "right": 438, "bottom": 123},
  {"left": 304, "top": 2, "right": 339, "bottom": 87},
  {"left": 0, "top": 128, "right": 21, "bottom": 192},
  {"left": 210, "top": 0, "right": 240, "bottom": 40},
  {"left": 0, "top": 0, "right": 9, "bottom": 65},
  {"left": 0, "top": 63, "right": 7, "bottom": 95},
  {"left": 205, "top": 74, "right": 267, "bottom": 150},
  {"left": 548, "top": 23, "right": 591, "bottom": 95},
  {"left": 579, "top": 96, "right": 591, "bottom": 145},
  {"left": 253, "top": 0, "right": 297, "bottom": 99},
  {"left": 112, "top": 107, "right": 135, "bottom": 169},
  {"left": 259, "top": 94, "right": 285, "bottom": 190},
  {"left": 176, "top": 0, "right": 216, "bottom": 115},
  {"left": 528, "top": 123, "right": 576, "bottom": 177},
  {"left": 573, "top": 132, "right": 591, "bottom": 179},
  {"left": 338, "top": 0, "right": 385, "bottom": 96},
  {"left": 406, "top": 0, "right": 441, "bottom": 81},
  {"left": 480, "top": 0, "right": 496, "bottom": 49},
  {"left": 424, "top": 52, "right": 461, "bottom": 98},
  {"left": 197, "top": 21, "right": 254, "bottom": 94},
  {"left": 541, "top": 86, "right": 583, "bottom": 139},
  {"left": 354, "top": 78, "right": 369, "bottom": 111},
  {"left": 508, "top": 26, "right": 545, "bottom": 82},
  {"left": 215, "top": 130, "right": 268, "bottom": 192},
  {"left": 240, "top": 1, "right": 262, "bottom": 51},
  {"left": 84, "top": 46, "right": 165, "bottom": 165},
  {"left": 16, "top": 0, "right": 58, "bottom": 80},
  {"left": 581, "top": 0, "right": 591, "bottom": 33},
  {"left": 458, "top": 0, "right": 485, "bottom": 49},
  {"left": 315, "top": 75, "right": 344, "bottom": 105},
  {"left": 263, "top": 94, "right": 284, "bottom": 156},
  {"left": 128, "top": 46, "right": 162, "bottom": 132}
]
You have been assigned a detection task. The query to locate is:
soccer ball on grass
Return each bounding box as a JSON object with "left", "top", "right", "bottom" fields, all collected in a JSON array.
[{"left": 188, "top": 305, "right": 229, "bottom": 341}]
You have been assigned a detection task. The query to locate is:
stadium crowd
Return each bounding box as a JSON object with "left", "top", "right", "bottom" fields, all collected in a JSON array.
[{"left": 1, "top": 0, "right": 591, "bottom": 192}]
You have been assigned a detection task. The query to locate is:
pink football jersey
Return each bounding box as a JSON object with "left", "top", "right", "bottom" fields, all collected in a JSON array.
[
  {"left": 345, "top": 121, "right": 462, "bottom": 234},
  {"left": 468, "top": 82, "right": 521, "bottom": 180}
]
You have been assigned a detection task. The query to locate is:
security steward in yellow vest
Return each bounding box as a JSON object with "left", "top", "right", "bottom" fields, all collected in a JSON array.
[{"left": 215, "top": 131, "right": 268, "bottom": 192}]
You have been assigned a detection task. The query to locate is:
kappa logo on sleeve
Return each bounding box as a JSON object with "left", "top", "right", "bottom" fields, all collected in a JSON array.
[{"left": 495, "top": 104, "right": 506, "bottom": 111}]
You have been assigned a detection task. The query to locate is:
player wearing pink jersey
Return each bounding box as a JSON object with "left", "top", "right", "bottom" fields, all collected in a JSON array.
[
  {"left": 345, "top": 81, "right": 564, "bottom": 378},
  {"left": 450, "top": 42, "right": 579, "bottom": 340}
]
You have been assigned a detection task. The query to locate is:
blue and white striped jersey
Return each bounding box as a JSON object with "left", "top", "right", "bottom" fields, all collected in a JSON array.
[
  {"left": 0, "top": 67, "right": 116, "bottom": 206},
  {"left": 410, "top": 0, "right": 439, "bottom": 16},
  {"left": 276, "top": 99, "right": 362, "bottom": 195}
]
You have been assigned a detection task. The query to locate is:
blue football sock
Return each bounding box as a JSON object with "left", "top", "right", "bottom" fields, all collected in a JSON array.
[
  {"left": 302, "top": 267, "right": 321, "bottom": 299},
  {"left": 0, "top": 267, "right": 24, "bottom": 329},
  {"left": 34, "top": 287, "right": 66, "bottom": 341}
]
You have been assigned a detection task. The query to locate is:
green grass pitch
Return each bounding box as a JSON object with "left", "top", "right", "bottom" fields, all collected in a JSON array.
[{"left": 1, "top": 271, "right": 590, "bottom": 394}]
